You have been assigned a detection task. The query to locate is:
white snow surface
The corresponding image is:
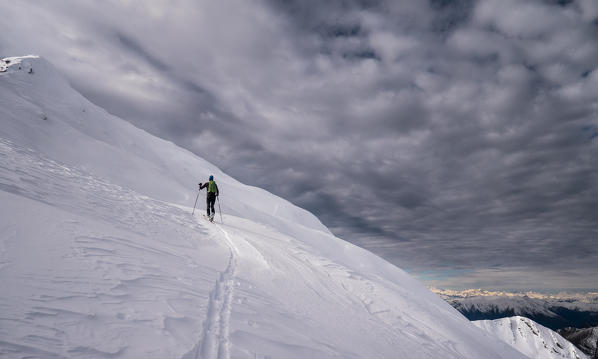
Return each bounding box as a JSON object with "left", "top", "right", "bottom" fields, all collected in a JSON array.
[
  {"left": 474, "top": 317, "right": 589, "bottom": 359},
  {"left": 0, "top": 56, "right": 528, "bottom": 358}
]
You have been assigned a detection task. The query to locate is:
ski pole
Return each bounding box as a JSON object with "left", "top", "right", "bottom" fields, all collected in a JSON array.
[
  {"left": 217, "top": 196, "right": 223, "bottom": 224},
  {"left": 192, "top": 191, "right": 200, "bottom": 215}
]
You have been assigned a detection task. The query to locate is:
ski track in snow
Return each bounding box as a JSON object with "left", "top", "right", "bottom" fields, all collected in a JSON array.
[
  {"left": 0, "top": 136, "right": 522, "bottom": 358},
  {"left": 0, "top": 138, "right": 230, "bottom": 358},
  {"left": 186, "top": 224, "right": 238, "bottom": 359}
]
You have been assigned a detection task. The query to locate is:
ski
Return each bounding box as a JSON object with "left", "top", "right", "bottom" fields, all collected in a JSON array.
[{"left": 202, "top": 214, "right": 215, "bottom": 223}]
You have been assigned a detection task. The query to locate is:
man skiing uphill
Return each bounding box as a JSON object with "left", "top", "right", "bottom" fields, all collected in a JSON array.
[{"left": 199, "top": 175, "right": 219, "bottom": 222}]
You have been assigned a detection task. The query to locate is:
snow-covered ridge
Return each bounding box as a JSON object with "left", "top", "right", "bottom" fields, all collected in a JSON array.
[
  {"left": 558, "top": 327, "right": 598, "bottom": 357},
  {"left": 1, "top": 55, "right": 39, "bottom": 73},
  {"left": 0, "top": 56, "right": 528, "bottom": 358},
  {"left": 474, "top": 317, "right": 588, "bottom": 359},
  {"left": 0, "top": 55, "right": 328, "bottom": 236}
]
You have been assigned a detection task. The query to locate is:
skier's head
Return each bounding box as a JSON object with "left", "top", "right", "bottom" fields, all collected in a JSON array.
[{"left": 209, "top": 175, "right": 214, "bottom": 181}]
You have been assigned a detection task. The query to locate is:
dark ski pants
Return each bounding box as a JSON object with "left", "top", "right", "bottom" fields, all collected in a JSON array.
[{"left": 206, "top": 192, "right": 216, "bottom": 217}]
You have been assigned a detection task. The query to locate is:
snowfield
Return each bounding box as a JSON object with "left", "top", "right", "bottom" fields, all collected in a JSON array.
[
  {"left": 474, "top": 317, "right": 588, "bottom": 359},
  {"left": 0, "top": 56, "right": 529, "bottom": 358}
]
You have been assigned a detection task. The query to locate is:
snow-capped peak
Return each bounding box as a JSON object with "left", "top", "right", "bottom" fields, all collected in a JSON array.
[
  {"left": 474, "top": 316, "right": 589, "bottom": 359},
  {"left": 1, "top": 55, "right": 39, "bottom": 73}
]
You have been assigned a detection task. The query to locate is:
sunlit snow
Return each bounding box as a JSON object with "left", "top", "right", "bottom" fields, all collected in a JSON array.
[{"left": 475, "top": 317, "right": 588, "bottom": 359}]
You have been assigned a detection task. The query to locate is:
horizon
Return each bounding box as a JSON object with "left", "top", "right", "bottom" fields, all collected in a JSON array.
[{"left": 429, "top": 287, "right": 598, "bottom": 298}]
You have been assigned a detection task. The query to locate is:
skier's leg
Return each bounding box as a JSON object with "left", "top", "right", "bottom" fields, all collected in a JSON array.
[{"left": 209, "top": 197, "right": 216, "bottom": 218}]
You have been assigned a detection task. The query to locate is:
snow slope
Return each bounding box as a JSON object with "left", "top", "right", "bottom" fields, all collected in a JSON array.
[
  {"left": 0, "top": 56, "right": 527, "bottom": 358},
  {"left": 474, "top": 317, "right": 588, "bottom": 359},
  {"left": 0, "top": 56, "right": 325, "bottom": 237}
]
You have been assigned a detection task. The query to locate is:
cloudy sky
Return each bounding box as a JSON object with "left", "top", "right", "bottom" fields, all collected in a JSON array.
[{"left": 1, "top": 0, "right": 597, "bottom": 291}]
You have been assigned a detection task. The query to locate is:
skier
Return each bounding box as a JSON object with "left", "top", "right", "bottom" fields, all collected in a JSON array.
[{"left": 199, "top": 175, "right": 219, "bottom": 221}]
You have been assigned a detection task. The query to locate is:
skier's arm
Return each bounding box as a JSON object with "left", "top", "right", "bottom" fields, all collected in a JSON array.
[
  {"left": 215, "top": 183, "right": 219, "bottom": 196},
  {"left": 198, "top": 182, "right": 207, "bottom": 190}
]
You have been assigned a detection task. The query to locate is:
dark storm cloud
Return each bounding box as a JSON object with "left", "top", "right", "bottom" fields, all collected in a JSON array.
[
  {"left": 115, "top": 32, "right": 170, "bottom": 72},
  {"left": 1, "top": 0, "right": 597, "bottom": 290}
]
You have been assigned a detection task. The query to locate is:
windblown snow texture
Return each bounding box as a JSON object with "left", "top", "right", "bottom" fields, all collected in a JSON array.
[{"left": 0, "top": 56, "right": 527, "bottom": 358}]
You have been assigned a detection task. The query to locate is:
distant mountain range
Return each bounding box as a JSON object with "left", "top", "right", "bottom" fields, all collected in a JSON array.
[
  {"left": 558, "top": 327, "right": 598, "bottom": 358},
  {"left": 431, "top": 288, "right": 598, "bottom": 356},
  {"left": 431, "top": 288, "right": 598, "bottom": 331}
]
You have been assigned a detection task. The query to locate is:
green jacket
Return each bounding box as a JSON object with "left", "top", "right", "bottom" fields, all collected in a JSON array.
[
  {"left": 200, "top": 180, "right": 219, "bottom": 195},
  {"left": 208, "top": 180, "right": 218, "bottom": 194}
]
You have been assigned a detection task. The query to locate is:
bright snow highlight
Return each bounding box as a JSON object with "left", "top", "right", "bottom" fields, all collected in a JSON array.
[{"left": 474, "top": 317, "right": 588, "bottom": 359}]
